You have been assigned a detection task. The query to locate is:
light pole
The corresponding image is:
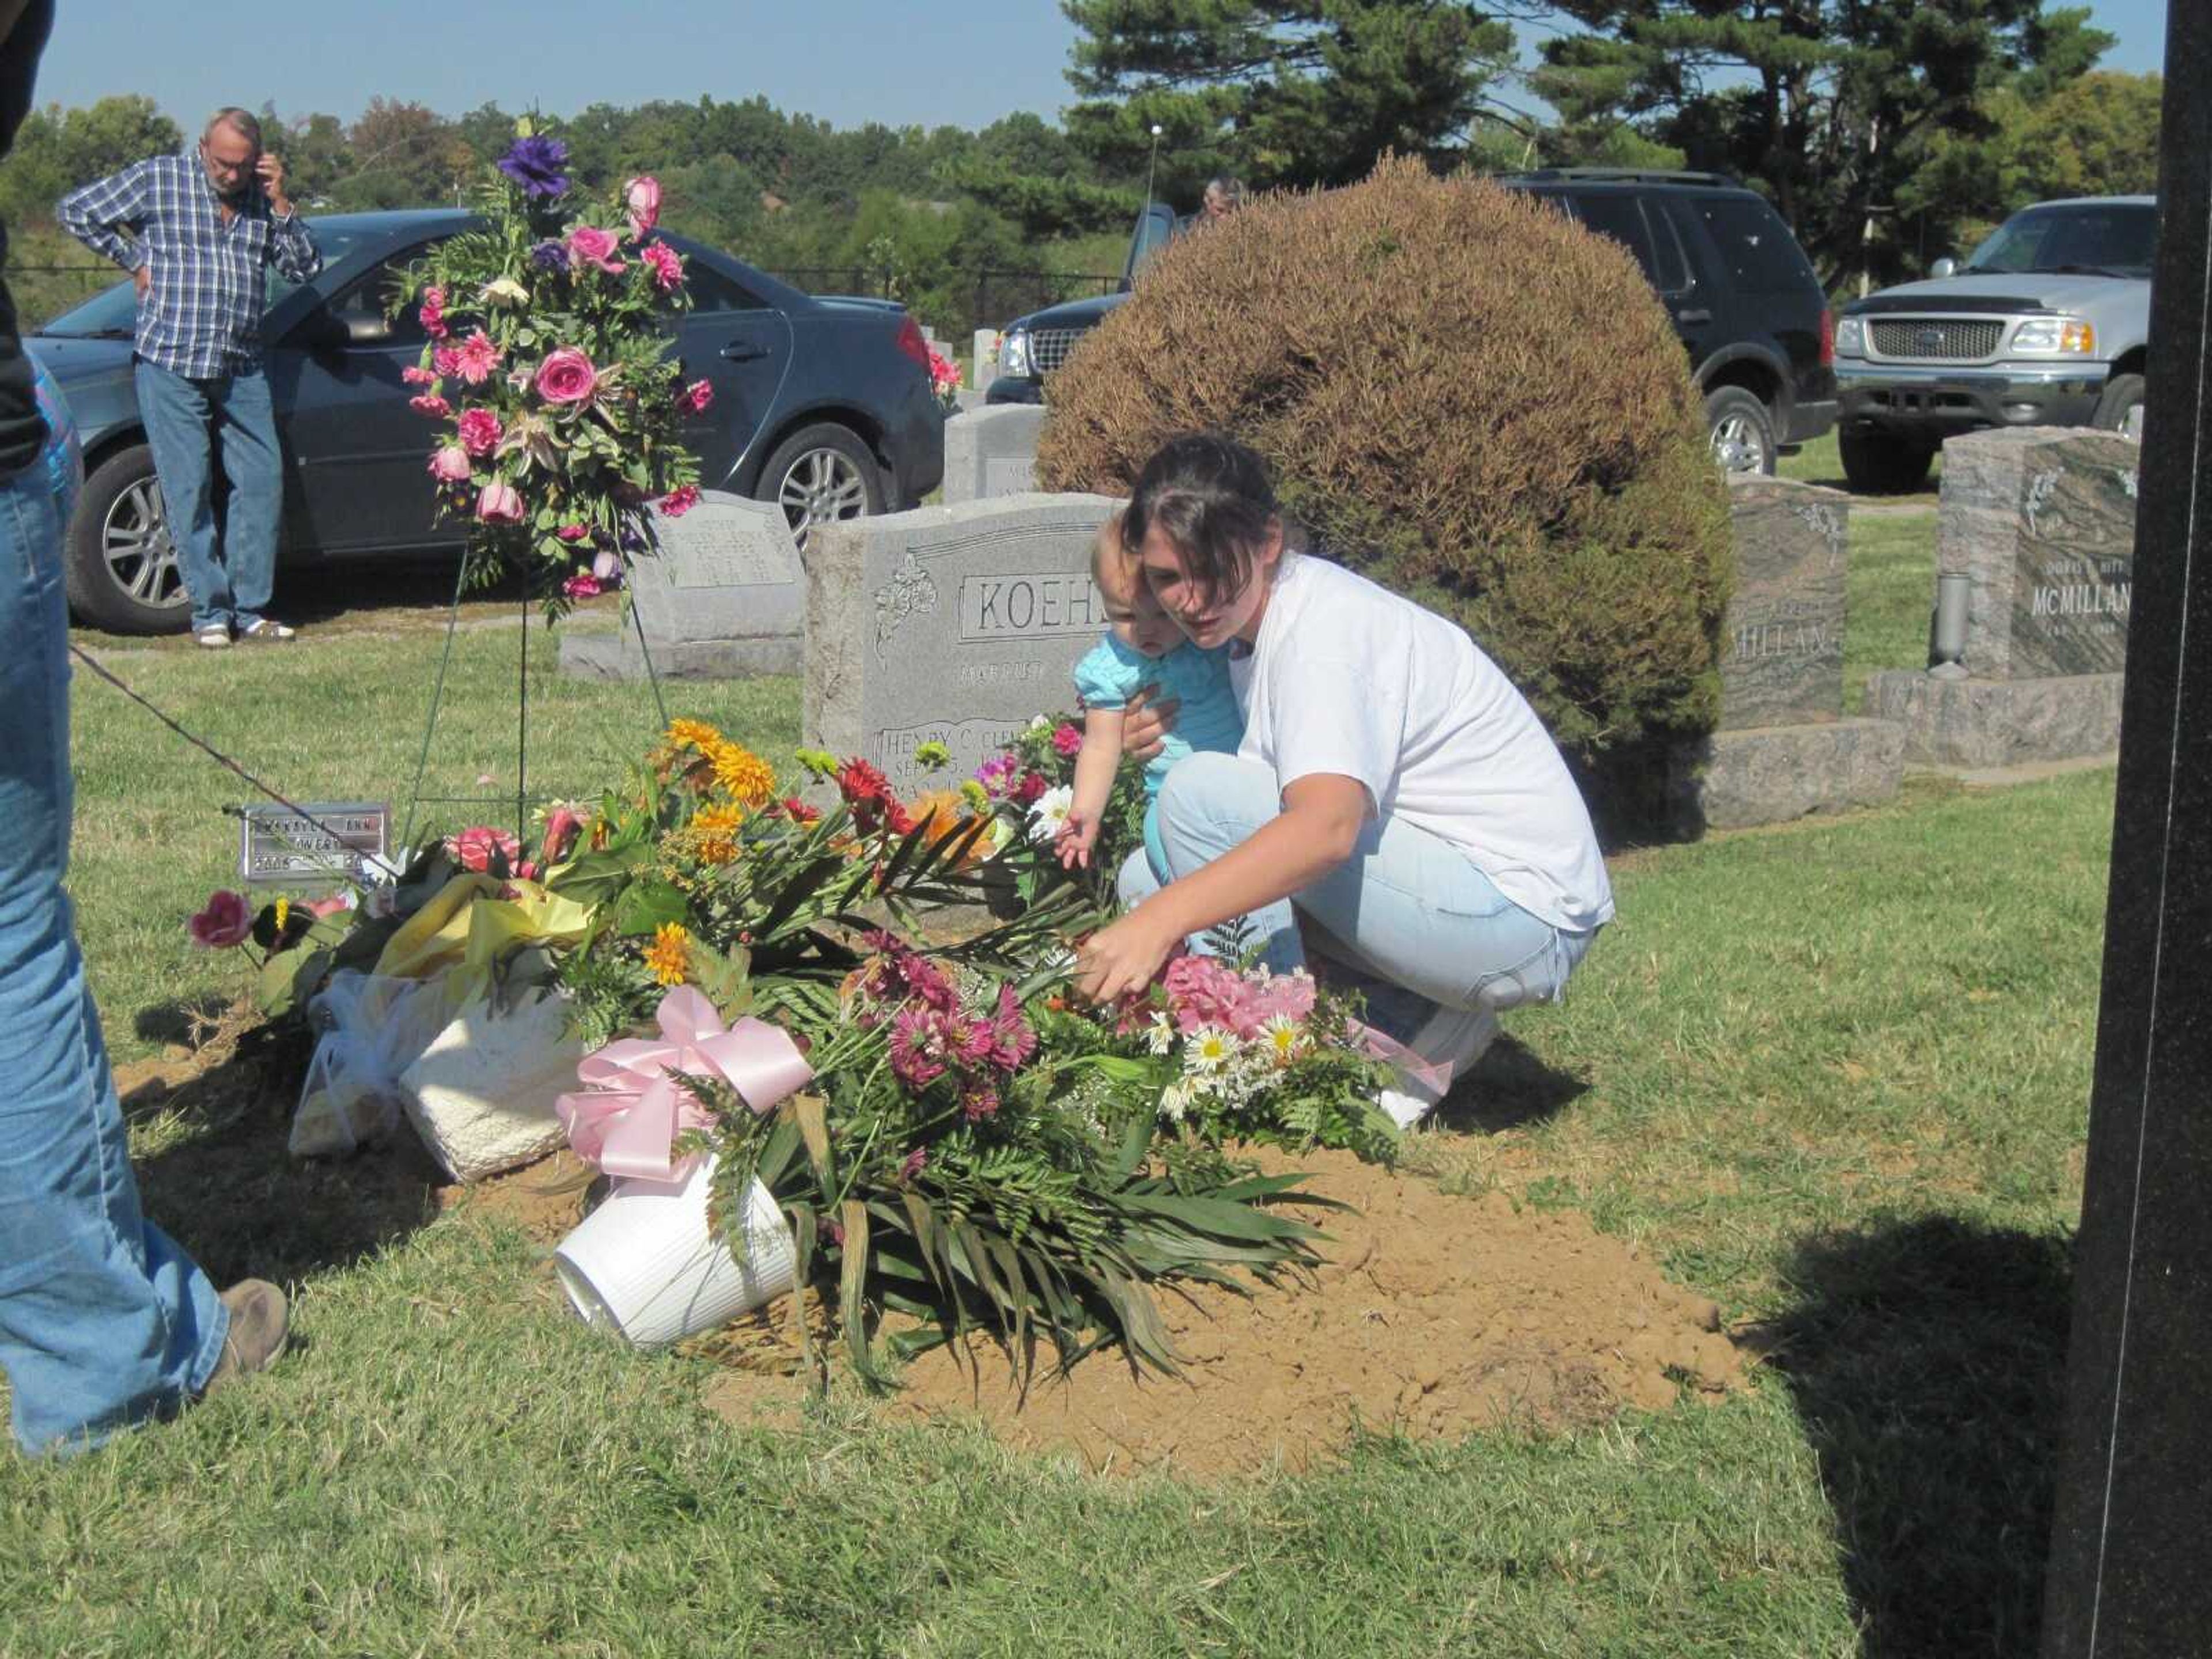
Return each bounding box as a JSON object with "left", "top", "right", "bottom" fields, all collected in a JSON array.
[{"left": 1142, "top": 122, "right": 1164, "bottom": 217}]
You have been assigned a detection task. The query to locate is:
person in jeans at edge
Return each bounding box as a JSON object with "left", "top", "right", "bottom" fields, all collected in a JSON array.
[
  {"left": 1073, "top": 433, "right": 1613, "bottom": 1128},
  {"left": 58, "top": 103, "right": 319, "bottom": 647},
  {"left": 0, "top": 1, "right": 287, "bottom": 1457}
]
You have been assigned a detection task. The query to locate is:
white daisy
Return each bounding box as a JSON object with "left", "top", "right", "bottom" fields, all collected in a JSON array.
[
  {"left": 1184, "top": 1026, "right": 1236, "bottom": 1074},
  {"left": 1027, "top": 783, "right": 1075, "bottom": 844},
  {"left": 1145, "top": 1012, "right": 1176, "bottom": 1055},
  {"left": 1263, "top": 1014, "right": 1306, "bottom": 1063}
]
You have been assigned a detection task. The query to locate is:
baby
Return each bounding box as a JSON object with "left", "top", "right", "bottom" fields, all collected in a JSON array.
[{"left": 1058, "top": 509, "right": 1245, "bottom": 878}]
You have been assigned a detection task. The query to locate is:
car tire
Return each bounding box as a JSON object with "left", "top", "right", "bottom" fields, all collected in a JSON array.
[
  {"left": 753, "top": 423, "right": 883, "bottom": 552},
  {"left": 2093, "top": 373, "right": 2146, "bottom": 443},
  {"left": 65, "top": 444, "right": 193, "bottom": 634},
  {"left": 1838, "top": 427, "right": 1937, "bottom": 495},
  {"left": 1705, "top": 387, "right": 1777, "bottom": 476}
]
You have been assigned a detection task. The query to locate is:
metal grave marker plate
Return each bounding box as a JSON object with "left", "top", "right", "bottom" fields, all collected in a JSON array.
[{"left": 238, "top": 801, "right": 391, "bottom": 885}]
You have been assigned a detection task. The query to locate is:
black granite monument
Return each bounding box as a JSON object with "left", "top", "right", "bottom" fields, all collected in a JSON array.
[{"left": 2038, "top": 7, "right": 2212, "bottom": 1653}]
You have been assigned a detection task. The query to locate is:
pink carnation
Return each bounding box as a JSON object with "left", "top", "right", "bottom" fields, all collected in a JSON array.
[
  {"left": 456, "top": 407, "right": 503, "bottom": 456},
  {"left": 453, "top": 329, "right": 502, "bottom": 385},
  {"left": 186, "top": 890, "right": 252, "bottom": 949},
  {"left": 535, "top": 348, "right": 599, "bottom": 405},
  {"left": 567, "top": 226, "right": 625, "bottom": 274},
  {"left": 400, "top": 365, "right": 437, "bottom": 387},
  {"left": 408, "top": 393, "right": 451, "bottom": 419},
  {"left": 446, "top": 825, "right": 523, "bottom": 874},
  {"left": 680, "top": 378, "right": 714, "bottom": 414},
  {"left": 432, "top": 345, "right": 463, "bottom": 380},
  {"left": 624, "top": 176, "right": 661, "bottom": 239},
  {"left": 639, "top": 240, "right": 683, "bottom": 292},
  {"left": 427, "top": 445, "right": 472, "bottom": 483},
  {"left": 556, "top": 522, "right": 590, "bottom": 543},
  {"left": 1051, "top": 723, "right": 1082, "bottom": 758},
  {"left": 419, "top": 285, "right": 448, "bottom": 339},
  {"left": 659, "top": 484, "right": 699, "bottom": 518},
  {"left": 475, "top": 480, "right": 524, "bottom": 524}
]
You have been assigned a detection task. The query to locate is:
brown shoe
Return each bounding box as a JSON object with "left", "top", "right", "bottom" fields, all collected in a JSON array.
[{"left": 203, "top": 1279, "right": 289, "bottom": 1392}]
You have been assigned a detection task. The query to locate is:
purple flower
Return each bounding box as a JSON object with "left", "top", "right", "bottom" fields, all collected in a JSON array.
[
  {"left": 974, "top": 753, "right": 1018, "bottom": 800},
  {"left": 499, "top": 137, "right": 571, "bottom": 198},
  {"left": 529, "top": 238, "right": 570, "bottom": 273},
  {"left": 986, "top": 983, "right": 1036, "bottom": 1071},
  {"left": 888, "top": 1006, "right": 950, "bottom": 1090}
]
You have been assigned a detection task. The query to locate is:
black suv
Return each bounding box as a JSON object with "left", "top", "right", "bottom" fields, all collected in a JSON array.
[
  {"left": 993, "top": 170, "right": 1839, "bottom": 475},
  {"left": 1499, "top": 170, "right": 1837, "bottom": 472}
]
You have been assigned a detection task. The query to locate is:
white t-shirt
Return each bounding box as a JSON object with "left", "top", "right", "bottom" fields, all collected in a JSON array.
[{"left": 1232, "top": 552, "right": 1614, "bottom": 934}]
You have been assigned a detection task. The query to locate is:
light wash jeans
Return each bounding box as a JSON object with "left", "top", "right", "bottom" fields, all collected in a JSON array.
[
  {"left": 133, "top": 360, "right": 282, "bottom": 635},
  {"left": 1119, "top": 752, "right": 1596, "bottom": 1039},
  {"left": 0, "top": 460, "right": 225, "bottom": 1455}
]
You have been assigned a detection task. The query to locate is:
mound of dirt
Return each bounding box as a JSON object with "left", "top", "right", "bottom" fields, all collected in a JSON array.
[{"left": 707, "top": 1148, "right": 1745, "bottom": 1479}]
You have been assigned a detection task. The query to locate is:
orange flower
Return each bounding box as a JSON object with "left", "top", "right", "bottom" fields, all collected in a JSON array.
[
  {"left": 689, "top": 803, "right": 746, "bottom": 865},
  {"left": 906, "top": 788, "right": 985, "bottom": 868},
  {"left": 644, "top": 922, "right": 691, "bottom": 986},
  {"left": 709, "top": 740, "right": 777, "bottom": 808},
  {"left": 665, "top": 718, "right": 724, "bottom": 752}
]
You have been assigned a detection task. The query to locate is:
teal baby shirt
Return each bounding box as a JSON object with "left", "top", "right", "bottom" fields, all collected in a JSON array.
[{"left": 1071, "top": 633, "right": 1245, "bottom": 796}]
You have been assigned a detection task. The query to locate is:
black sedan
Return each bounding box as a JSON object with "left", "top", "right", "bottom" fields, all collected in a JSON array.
[{"left": 36, "top": 209, "right": 945, "bottom": 633}]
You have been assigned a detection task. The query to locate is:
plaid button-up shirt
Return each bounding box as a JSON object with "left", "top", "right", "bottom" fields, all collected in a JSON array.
[{"left": 58, "top": 150, "right": 321, "bottom": 378}]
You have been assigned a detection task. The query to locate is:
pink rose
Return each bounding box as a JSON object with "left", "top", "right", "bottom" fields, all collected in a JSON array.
[
  {"left": 540, "top": 804, "right": 585, "bottom": 864},
  {"left": 305, "top": 895, "right": 352, "bottom": 920},
  {"left": 640, "top": 241, "right": 683, "bottom": 292},
  {"left": 561, "top": 573, "right": 602, "bottom": 601},
  {"left": 456, "top": 407, "right": 503, "bottom": 456},
  {"left": 446, "top": 825, "right": 522, "bottom": 874},
  {"left": 476, "top": 480, "right": 524, "bottom": 523},
  {"left": 566, "top": 226, "right": 624, "bottom": 274},
  {"left": 187, "top": 890, "right": 252, "bottom": 949},
  {"left": 427, "top": 445, "right": 472, "bottom": 483},
  {"left": 624, "top": 176, "right": 661, "bottom": 239},
  {"left": 592, "top": 548, "right": 620, "bottom": 581},
  {"left": 535, "top": 348, "right": 599, "bottom": 405},
  {"left": 681, "top": 378, "right": 713, "bottom": 414},
  {"left": 408, "top": 393, "right": 451, "bottom": 419},
  {"left": 1051, "top": 723, "right": 1082, "bottom": 758},
  {"left": 556, "top": 522, "right": 589, "bottom": 543},
  {"left": 401, "top": 365, "right": 437, "bottom": 387},
  {"left": 658, "top": 484, "right": 699, "bottom": 518},
  {"left": 453, "top": 329, "right": 502, "bottom": 385}
]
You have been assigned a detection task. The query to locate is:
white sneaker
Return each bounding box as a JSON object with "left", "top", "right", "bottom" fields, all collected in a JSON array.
[{"left": 1374, "top": 1003, "right": 1499, "bottom": 1128}]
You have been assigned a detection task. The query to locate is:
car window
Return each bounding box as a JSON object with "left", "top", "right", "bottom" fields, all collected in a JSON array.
[
  {"left": 684, "top": 262, "right": 768, "bottom": 313},
  {"left": 327, "top": 256, "right": 430, "bottom": 346},
  {"left": 1566, "top": 194, "right": 1688, "bottom": 294},
  {"left": 1694, "top": 196, "right": 1817, "bottom": 293},
  {"left": 1964, "top": 204, "right": 2158, "bottom": 279}
]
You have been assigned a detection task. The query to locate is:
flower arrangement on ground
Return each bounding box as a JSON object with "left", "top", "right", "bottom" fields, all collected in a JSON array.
[
  {"left": 967, "top": 714, "right": 1150, "bottom": 910},
  {"left": 397, "top": 119, "right": 702, "bottom": 615}
]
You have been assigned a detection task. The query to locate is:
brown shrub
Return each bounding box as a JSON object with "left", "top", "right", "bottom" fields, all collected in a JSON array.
[{"left": 1034, "top": 156, "right": 1732, "bottom": 760}]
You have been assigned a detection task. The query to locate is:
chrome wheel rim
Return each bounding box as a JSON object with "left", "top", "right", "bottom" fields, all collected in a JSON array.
[
  {"left": 1710, "top": 414, "right": 1767, "bottom": 474},
  {"left": 104, "top": 476, "right": 189, "bottom": 611},
  {"left": 776, "top": 449, "right": 869, "bottom": 550}
]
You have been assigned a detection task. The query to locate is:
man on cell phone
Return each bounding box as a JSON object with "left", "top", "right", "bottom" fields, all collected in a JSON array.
[{"left": 58, "top": 108, "right": 320, "bottom": 646}]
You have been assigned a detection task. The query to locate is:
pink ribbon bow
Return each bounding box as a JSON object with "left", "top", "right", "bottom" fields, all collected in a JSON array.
[
  {"left": 1350, "top": 1020, "right": 1455, "bottom": 1101},
  {"left": 556, "top": 985, "right": 814, "bottom": 1183}
]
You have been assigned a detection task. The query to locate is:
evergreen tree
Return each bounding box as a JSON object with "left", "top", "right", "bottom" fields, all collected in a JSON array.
[{"left": 1060, "top": 0, "right": 1516, "bottom": 200}]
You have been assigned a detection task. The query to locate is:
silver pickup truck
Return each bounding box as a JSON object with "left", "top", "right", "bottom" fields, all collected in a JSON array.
[{"left": 1833, "top": 195, "right": 2153, "bottom": 492}]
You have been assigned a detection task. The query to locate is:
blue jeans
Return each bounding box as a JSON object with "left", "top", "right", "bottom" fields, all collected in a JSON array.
[
  {"left": 1119, "top": 753, "right": 1595, "bottom": 1038},
  {"left": 0, "top": 462, "right": 225, "bottom": 1455},
  {"left": 134, "top": 360, "right": 282, "bottom": 634}
]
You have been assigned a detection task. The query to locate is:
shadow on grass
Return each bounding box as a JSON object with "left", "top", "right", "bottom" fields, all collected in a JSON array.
[
  {"left": 130, "top": 995, "right": 240, "bottom": 1048},
  {"left": 1435, "top": 1032, "right": 1589, "bottom": 1132},
  {"left": 123, "top": 1017, "right": 446, "bottom": 1288},
  {"left": 1760, "top": 1214, "right": 2073, "bottom": 1659}
]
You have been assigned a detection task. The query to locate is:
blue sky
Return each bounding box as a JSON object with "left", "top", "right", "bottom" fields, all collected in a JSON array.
[{"left": 29, "top": 0, "right": 2173, "bottom": 136}]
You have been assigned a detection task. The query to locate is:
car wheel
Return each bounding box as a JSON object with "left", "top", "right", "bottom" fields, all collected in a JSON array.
[
  {"left": 1838, "top": 427, "right": 1937, "bottom": 495},
  {"left": 2094, "top": 373, "right": 2146, "bottom": 444},
  {"left": 755, "top": 423, "right": 882, "bottom": 552},
  {"left": 1705, "top": 387, "right": 1777, "bottom": 476},
  {"left": 65, "top": 444, "right": 192, "bottom": 634}
]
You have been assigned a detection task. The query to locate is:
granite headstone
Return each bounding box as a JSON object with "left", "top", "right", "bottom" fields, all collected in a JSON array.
[
  {"left": 1720, "top": 474, "right": 1849, "bottom": 729},
  {"left": 1937, "top": 427, "right": 2139, "bottom": 680},
  {"left": 942, "top": 404, "right": 1046, "bottom": 505},
  {"left": 556, "top": 491, "right": 803, "bottom": 681},
  {"left": 804, "top": 493, "right": 1122, "bottom": 789}
]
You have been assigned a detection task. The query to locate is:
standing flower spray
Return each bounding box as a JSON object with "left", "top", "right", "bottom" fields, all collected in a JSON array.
[{"left": 399, "top": 119, "right": 701, "bottom": 616}]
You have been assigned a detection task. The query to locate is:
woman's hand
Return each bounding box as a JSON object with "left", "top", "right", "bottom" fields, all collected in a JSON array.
[
  {"left": 1120, "top": 685, "right": 1180, "bottom": 764},
  {"left": 1073, "top": 909, "right": 1182, "bottom": 1006}
]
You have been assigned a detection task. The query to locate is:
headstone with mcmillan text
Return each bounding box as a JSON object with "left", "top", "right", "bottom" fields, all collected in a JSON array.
[
  {"left": 1868, "top": 427, "right": 2138, "bottom": 767},
  {"left": 804, "top": 493, "right": 1122, "bottom": 790},
  {"left": 942, "top": 403, "right": 1045, "bottom": 505},
  {"left": 556, "top": 491, "right": 803, "bottom": 682}
]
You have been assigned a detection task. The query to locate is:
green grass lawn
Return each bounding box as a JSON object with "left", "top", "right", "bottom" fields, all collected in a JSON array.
[
  {"left": 1779, "top": 430, "right": 1942, "bottom": 512},
  {"left": 6, "top": 562, "right": 2091, "bottom": 1656},
  {"left": 1844, "top": 509, "right": 1937, "bottom": 713}
]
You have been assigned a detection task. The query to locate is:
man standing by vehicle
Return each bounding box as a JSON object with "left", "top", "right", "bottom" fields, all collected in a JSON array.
[{"left": 58, "top": 108, "right": 319, "bottom": 647}]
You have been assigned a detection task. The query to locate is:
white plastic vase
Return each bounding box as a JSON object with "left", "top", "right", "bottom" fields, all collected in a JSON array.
[{"left": 552, "top": 1157, "right": 797, "bottom": 1349}]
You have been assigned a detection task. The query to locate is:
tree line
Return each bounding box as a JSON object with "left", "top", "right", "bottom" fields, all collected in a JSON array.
[{"left": 0, "top": 2, "right": 2163, "bottom": 334}]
